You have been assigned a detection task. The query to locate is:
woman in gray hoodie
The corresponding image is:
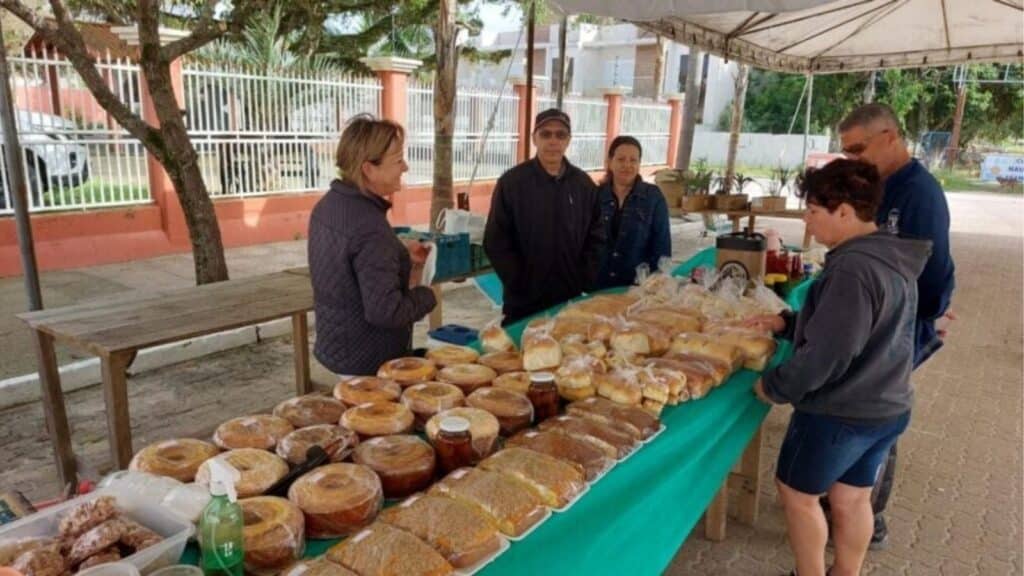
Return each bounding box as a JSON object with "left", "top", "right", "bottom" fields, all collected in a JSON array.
[
  {"left": 748, "top": 159, "right": 931, "bottom": 576},
  {"left": 308, "top": 115, "right": 436, "bottom": 376}
]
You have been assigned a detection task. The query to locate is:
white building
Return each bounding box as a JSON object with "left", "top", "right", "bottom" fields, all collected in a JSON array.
[{"left": 460, "top": 22, "right": 739, "bottom": 128}]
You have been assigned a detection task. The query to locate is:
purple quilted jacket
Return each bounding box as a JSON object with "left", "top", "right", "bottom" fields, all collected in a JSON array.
[{"left": 308, "top": 179, "right": 436, "bottom": 375}]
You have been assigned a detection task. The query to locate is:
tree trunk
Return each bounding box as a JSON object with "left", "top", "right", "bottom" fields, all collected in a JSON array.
[
  {"left": 723, "top": 64, "right": 750, "bottom": 195},
  {"left": 138, "top": 37, "right": 229, "bottom": 284},
  {"left": 675, "top": 48, "right": 703, "bottom": 171},
  {"left": 653, "top": 35, "right": 667, "bottom": 101},
  {"left": 430, "top": 0, "right": 458, "bottom": 233}
]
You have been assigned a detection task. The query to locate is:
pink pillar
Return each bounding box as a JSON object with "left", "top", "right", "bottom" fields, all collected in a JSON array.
[
  {"left": 513, "top": 78, "right": 537, "bottom": 164},
  {"left": 139, "top": 57, "right": 188, "bottom": 242},
  {"left": 666, "top": 93, "right": 684, "bottom": 168},
  {"left": 603, "top": 88, "right": 625, "bottom": 154}
]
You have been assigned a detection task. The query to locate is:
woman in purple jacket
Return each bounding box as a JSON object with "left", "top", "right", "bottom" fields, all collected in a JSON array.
[{"left": 307, "top": 115, "right": 436, "bottom": 376}]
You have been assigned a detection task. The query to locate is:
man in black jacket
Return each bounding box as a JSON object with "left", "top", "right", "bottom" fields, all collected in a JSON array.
[{"left": 484, "top": 108, "right": 606, "bottom": 324}]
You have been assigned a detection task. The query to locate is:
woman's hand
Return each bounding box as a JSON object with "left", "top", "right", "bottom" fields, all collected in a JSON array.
[
  {"left": 742, "top": 314, "right": 786, "bottom": 334},
  {"left": 405, "top": 240, "right": 431, "bottom": 266}
]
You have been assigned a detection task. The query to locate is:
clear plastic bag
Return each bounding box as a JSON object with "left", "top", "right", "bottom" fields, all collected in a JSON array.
[
  {"left": 326, "top": 522, "right": 454, "bottom": 576},
  {"left": 429, "top": 468, "right": 548, "bottom": 539},
  {"left": 352, "top": 436, "right": 436, "bottom": 500},
  {"left": 287, "top": 463, "right": 382, "bottom": 539},
  {"left": 273, "top": 395, "right": 346, "bottom": 429},
  {"left": 478, "top": 448, "right": 586, "bottom": 509},
  {"left": 378, "top": 493, "right": 504, "bottom": 569},
  {"left": 238, "top": 496, "right": 306, "bottom": 576},
  {"left": 465, "top": 387, "right": 534, "bottom": 437}
]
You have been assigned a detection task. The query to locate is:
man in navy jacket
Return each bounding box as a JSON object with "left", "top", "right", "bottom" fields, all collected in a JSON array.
[{"left": 837, "top": 103, "right": 956, "bottom": 548}]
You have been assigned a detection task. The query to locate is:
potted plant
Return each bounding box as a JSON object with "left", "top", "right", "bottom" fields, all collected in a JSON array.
[
  {"left": 653, "top": 168, "right": 687, "bottom": 215},
  {"left": 680, "top": 162, "right": 715, "bottom": 212},
  {"left": 753, "top": 166, "right": 791, "bottom": 212},
  {"left": 712, "top": 172, "right": 752, "bottom": 211}
]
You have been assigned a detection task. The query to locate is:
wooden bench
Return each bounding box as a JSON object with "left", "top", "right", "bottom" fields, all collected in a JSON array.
[{"left": 18, "top": 271, "right": 314, "bottom": 491}]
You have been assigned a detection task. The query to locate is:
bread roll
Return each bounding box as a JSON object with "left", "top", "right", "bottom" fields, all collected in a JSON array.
[
  {"left": 522, "top": 334, "right": 561, "bottom": 371},
  {"left": 333, "top": 377, "right": 402, "bottom": 407},
  {"left": 480, "top": 323, "right": 516, "bottom": 353},
  {"left": 554, "top": 355, "right": 605, "bottom": 402},
  {"left": 352, "top": 435, "right": 436, "bottom": 499},
  {"left": 379, "top": 494, "right": 502, "bottom": 569},
  {"left": 341, "top": 402, "right": 415, "bottom": 438},
  {"left": 610, "top": 328, "right": 650, "bottom": 357},
  {"left": 239, "top": 496, "right": 306, "bottom": 575},
  {"left": 425, "top": 345, "right": 479, "bottom": 367},
  {"left": 287, "top": 463, "right": 383, "bottom": 538},
  {"left": 326, "top": 522, "right": 454, "bottom": 576},
  {"left": 466, "top": 387, "right": 534, "bottom": 436},
  {"left": 429, "top": 468, "right": 546, "bottom": 538}
]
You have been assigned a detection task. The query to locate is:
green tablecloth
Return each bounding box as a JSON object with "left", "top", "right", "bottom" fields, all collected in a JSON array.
[{"left": 182, "top": 246, "right": 812, "bottom": 575}]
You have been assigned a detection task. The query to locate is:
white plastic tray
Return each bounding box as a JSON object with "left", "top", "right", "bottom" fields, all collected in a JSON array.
[
  {"left": 643, "top": 423, "right": 667, "bottom": 445},
  {"left": 454, "top": 535, "right": 511, "bottom": 576},
  {"left": 0, "top": 488, "right": 194, "bottom": 575},
  {"left": 504, "top": 507, "right": 551, "bottom": 543},
  {"left": 550, "top": 482, "right": 590, "bottom": 514}
]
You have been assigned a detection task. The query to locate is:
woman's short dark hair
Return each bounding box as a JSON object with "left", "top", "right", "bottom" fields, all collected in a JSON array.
[
  {"left": 795, "top": 158, "right": 883, "bottom": 222},
  {"left": 603, "top": 135, "right": 643, "bottom": 184}
]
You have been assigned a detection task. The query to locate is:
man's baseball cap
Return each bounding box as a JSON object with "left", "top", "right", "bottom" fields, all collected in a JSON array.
[{"left": 534, "top": 108, "right": 571, "bottom": 133}]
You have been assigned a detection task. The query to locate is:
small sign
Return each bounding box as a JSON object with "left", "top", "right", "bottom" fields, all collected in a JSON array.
[{"left": 980, "top": 154, "right": 1024, "bottom": 182}]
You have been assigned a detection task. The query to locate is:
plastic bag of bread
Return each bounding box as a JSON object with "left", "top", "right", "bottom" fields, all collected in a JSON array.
[
  {"left": 506, "top": 429, "right": 612, "bottom": 481},
  {"left": 352, "top": 435, "right": 436, "bottom": 499},
  {"left": 609, "top": 321, "right": 651, "bottom": 357},
  {"left": 401, "top": 382, "right": 465, "bottom": 429},
  {"left": 626, "top": 306, "right": 702, "bottom": 336},
  {"left": 377, "top": 357, "right": 437, "bottom": 387},
  {"left": 429, "top": 467, "right": 546, "bottom": 539},
  {"left": 641, "top": 399, "right": 665, "bottom": 417},
  {"left": 638, "top": 364, "right": 689, "bottom": 405},
  {"left": 213, "top": 414, "right": 294, "bottom": 451},
  {"left": 558, "top": 334, "right": 588, "bottom": 358},
  {"left": 594, "top": 369, "right": 643, "bottom": 406},
  {"left": 273, "top": 394, "right": 346, "bottom": 428},
  {"left": 538, "top": 415, "right": 637, "bottom": 459},
  {"left": 281, "top": 558, "right": 359, "bottom": 576},
  {"left": 326, "top": 521, "right": 454, "bottom": 576},
  {"left": 333, "top": 376, "right": 402, "bottom": 407},
  {"left": 522, "top": 333, "right": 561, "bottom": 372},
  {"left": 288, "top": 463, "right": 383, "bottom": 538},
  {"left": 196, "top": 449, "right": 289, "bottom": 498},
  {"left": 478, "top": 447, "right": 585, "bottom": 509},
  {"left": 661, "top": 351, "right": 732, "bottom": 385},
  {"left": 558, "top": 294, "right": 639, "bottom": 321},
  {"left": 646, "top": 356, "right": 720, "bottom": 399},
  {"left": 555, "top": 355, "right": 605, "bottom": 401},
  {"left": 437, "top": 363, "right": 497, "bottom": 394},
  {"left": 276, "top": 425, "right": 359, "bottom": 466},
  {"left": 239, "top": 496, "right": 306, "bottom": 575},
  {"left": 701, "top": 325, "right": 777, "bottom": 371},
  {"left": 379, "top": 493, "right": 503, "bottom": 569},
  {"left": 567, "top": 397, "right": 660, "bottom": 440},
  {"left": 425, "top": 345, "right": 479, "bottom": 367},
  {"left": 669, "top": 333, "right": 743, "bottom": 370},
  {"left": 129, "top": 438, "right": 220, "bottom": 482},
  {"left": 480, "top": 319, "right": 516, "bottom": 353},
  {"left": 636, "top": 366, "right": 670, "bottom": 405}
]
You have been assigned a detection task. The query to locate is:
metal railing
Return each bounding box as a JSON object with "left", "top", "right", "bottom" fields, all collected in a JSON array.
[
  {"left": 537, "top": 94, "right": 608, "bottom": 170},
  {"left": 406, "top": 81, "right": 520, "bottom": 186},
  {"left": 1, "top": 48, "right": 150, "bottom": 215},
  {"left": 183, "top": 65, "right": 381, "bottom": 197},
  {"left": 621, "top": 99, "right": 672, "bottom": 167}
]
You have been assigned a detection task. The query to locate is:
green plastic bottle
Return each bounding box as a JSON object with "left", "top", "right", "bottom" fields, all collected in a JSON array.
[{"left": 199, "top": 459, "right": 244, "bottom": 576}]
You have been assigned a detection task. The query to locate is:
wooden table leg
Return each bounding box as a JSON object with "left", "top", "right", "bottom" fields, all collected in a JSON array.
[
  {"left": 292, "top": 312, "right": 312, "bottom": 395},
  {"left": 32, "top": 331, "right": 78, "bottom": 491},
  {"left": 730, "top": 216, "right": 742, "bottom": 233},
  {"left": 704, "top": 483, "right": 728, "bottom": 542},
  {"left": 731, "top": 425, "right": 763, "bottom": 526},
  {"left": 101, "top": 351, "right": 134, "bottom": 470},
  {"left": 747, "top": 214, "right": 757, "bottom": 232},
  {"left": 428, "top": 285, "right": 443, "bottom": 330}
]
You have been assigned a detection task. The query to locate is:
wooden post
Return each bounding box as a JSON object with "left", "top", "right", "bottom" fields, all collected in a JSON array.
[
  {"left": 101, "top": 351, "right": 134, "bottom": 469},
  {"left": 33, "top": 331, "right": 78, "bottom": 490},
  {"left": 292, "top": 312, "right": 311, "bottom": 395},
  {"left": 704, "top": 483, "right": 728, "bottom": 541},
  {"left": 666, "top": 93, "right": 684, "bottom": 167},
  {"left": 513, "top": 78, "right": 536, "bottom": 163},
  {"left": 603, "top": 87, "right": 625, "bottom": 154},
  {"left": 731, "top": 425, "right": 763, "bottom": 526}
]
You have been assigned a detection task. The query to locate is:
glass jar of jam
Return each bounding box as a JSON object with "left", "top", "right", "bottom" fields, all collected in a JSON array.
[
  {"left": 434, "top": 416, "right": 474, "bottom": 474},
  {"left": 527, "top": 372, "right": 559, "bottom": 423}
]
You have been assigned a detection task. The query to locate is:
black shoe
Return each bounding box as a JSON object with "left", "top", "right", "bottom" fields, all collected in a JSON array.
[{"left": 869, "top": 515, "right": 889, "bottom": 551}]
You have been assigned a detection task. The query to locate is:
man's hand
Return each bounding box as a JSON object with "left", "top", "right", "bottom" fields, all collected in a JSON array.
[
  {"left": 936, "top": 308, "right": 957, "bottom": 339},
  {"left": 405, "top": 240, "right": 431, "bottom": 266},
  {"left": 741, "top": 314, "right": 786, "bottom": 334},
  {"left": 753, "top": 378, "right": 773, "bottom": 404}
]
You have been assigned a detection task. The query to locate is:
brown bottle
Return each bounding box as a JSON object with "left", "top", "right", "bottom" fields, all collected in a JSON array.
[
  {"left": 434, "top": 416, "right": 475, "bottom": 474},
  {"left": 527, "top": 372, "right": 560, "bottom": 423}
]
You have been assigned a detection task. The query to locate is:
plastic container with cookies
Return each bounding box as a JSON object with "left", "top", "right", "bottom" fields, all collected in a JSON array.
[
  {"left": 239, "top": 496, "right": 305, "bottom": 575},
  {"left": 478, "top": 448, "right": 586, "bottom": 510},
  {"left": 287, "top": 463, "right": 383, "bottom": 538},
  {"left": 326, "top": 522, "right": 454, "bottom": 576},
  {"left": 465, "top": 387, "right": 534, "bottom": 436},
  {"left": 379, "top": 493, "right": 504, "bottom": 570},
  {"left": 352, "top": 435, "right": 436, "bottom": 500},
  {"left": 429, "top": 468, "right": 547, "bottom": 540}
]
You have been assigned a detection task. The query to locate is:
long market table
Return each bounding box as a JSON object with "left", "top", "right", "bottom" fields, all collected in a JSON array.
[{"left": 182, "top": 247, "right": 811, "bottom": 574}]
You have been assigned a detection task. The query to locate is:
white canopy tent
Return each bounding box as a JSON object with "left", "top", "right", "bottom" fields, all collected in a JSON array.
[{"left": 550, "top": 0, "right": 1024, "bottom": 73}]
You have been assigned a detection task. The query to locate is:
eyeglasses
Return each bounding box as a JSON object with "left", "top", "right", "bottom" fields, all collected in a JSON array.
[
  {"left": 842, "top": 129, "right": 889, "bottom": 156},
  {"left": 537, "top": 129, "right": 570, "bottom": 141}
]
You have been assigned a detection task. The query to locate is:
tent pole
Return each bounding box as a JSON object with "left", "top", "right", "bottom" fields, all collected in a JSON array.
[
  {"left": 802, "top": 72, "right": 813, "bottom": 167},
  {"left": 556, "top": 16, "right": 568, "bottom": 109},
  {"left": 0, "top": 17, "right": 43, "bottom": 311},
  {"left": 522, "top": 2, "right": 535, "bottom": 161}
]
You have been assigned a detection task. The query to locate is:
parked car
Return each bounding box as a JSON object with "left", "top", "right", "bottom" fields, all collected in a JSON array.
[{"left": 0, "top": 110, "right": 91, "bottom": 211}]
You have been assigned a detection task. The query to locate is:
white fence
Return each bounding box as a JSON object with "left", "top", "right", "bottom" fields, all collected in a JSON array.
[
  {"left": 620, "top": 99, "right": 672, "bottom": 167},
  {"left": 692, "top": 130, "right": 830, "bottom": 169},
  {"left": 183, "top": 65, "right": 381, "bottom": 198},
  {"left": 1, "top": 49, "right": 150, "bottom": 215},
  {"left": 537, "top": 94, "right": 607, "bottom": 170},
  {"left": 406, "top": 82, "right": 520, "bottom": 186}
]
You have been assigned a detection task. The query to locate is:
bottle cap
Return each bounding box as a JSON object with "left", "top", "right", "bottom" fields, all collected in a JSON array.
[
  {"left": 529, "top": 372, "right": 555, "bottom": 383},
  {"left": 207, "top": 458, "right": 241, "bottom": 502},
  {"left": 439, "top": 416, "right": 471, "bottom": 434}
]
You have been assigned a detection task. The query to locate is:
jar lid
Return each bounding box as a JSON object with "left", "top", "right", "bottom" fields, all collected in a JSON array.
[
  {"left": 439, "top": 416, "right": 471, "bottom": 433},
  {"left": 529, "top": 371, "right": 555, "bottom": 383}
]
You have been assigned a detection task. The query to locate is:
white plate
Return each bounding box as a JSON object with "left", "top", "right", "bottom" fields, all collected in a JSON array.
[{"left": 454, "top": 535, "right": 511, "bottom": 576}]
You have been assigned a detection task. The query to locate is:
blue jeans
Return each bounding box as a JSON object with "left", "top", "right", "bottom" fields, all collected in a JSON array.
[{"left": 776, "top": 411, "right": 910, "bottom": 495}]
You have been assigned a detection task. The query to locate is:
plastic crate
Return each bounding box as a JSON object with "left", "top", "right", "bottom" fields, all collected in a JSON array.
[
  {"left": 470, "top": 243, "right": 490, "bottom": 271},
  {"left": 395, "top": 228, "right": 471, "bottom": 281},
  {"left": 428, "top": 324, "right": 478, "bottom": 347},
  {"left": 0, "top": 488, "right": 194, "bottom": 574}
]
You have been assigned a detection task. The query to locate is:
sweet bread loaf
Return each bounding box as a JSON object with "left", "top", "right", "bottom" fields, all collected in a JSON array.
[
  {"left": 479, "top": 447, "right": 585, "bottom": 509},
  {"left": 379, "top": 494, "right": 502, "bottom": 569},
  {"left": 491, "top": 371, "right": 531, "bottom": 394},
  {"left": 538, "top": 415, "right": 637, "bottom": 459},
  {"left": 352, "top": 435, "right": 436, "bottom": 499},
  {"left": 669, "top": 333, "right": 743, "bottom": 371},
  {"left": 377, "top": 357, "right": 437, "bottom": 387},
  {"left": 594, "top": 370, "right": 643, "bottom": 406},
  {"left": 129, "top": 438, "right": 220, "bottom": 482},
  {"left": 425, "top": 345, "right": 479, "bottom": 367},
  {"left": 506, "top": 429, "right": 611, "bottom": 481},
  {"left": 465, "top": 387, "right": 534, "bottom": 436},
  {"left": 273, "top": 395, "right": 346, "bottom": 429},
  {"left": 287, "top": 463, "right": 383, "bottom": 538},
  {"left": 276, "top": 425, "right": 359, "bottom": 466},
  {"left": 341, "top": 402, "right": 415, "bottom": 438},
  {"left": 333, "top": 377, "right": 402, "bottom": 407},
  {"left": 196, "top": 449, "right": 288, "bottom": 498},
  {"left": 326, "top": 522, "right": 454, "bottom": 576},
  {"left": 566, "top": 397, "right": 660, "bottom": 440},
  {"left": 477, "top": 351, "right": 523, "bottom": 374},
  {"left": 480, "top": 323, "right": 516, "bottom": 353},
  {"left": 239, "top": 496, "right": 306, "bottom": 575},
  {"left": 437, "top": 363, "right": 497, "bottom": 394},
  {"left": 213, "top": 415, "right": 294, "bottom": 451},
  {"left": 429, "top": 468, "right": 546, "bottom": 538},
  {"left": 522, "top": 334, "right": 561, "bottom": 372},
  {"left": 401, "top": 382, "right": 465, "bottom": 429}
]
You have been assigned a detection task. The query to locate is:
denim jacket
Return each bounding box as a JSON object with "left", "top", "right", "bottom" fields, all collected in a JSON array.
[{"left": 596, "top": 178, "right": 672, "bottom": 289}]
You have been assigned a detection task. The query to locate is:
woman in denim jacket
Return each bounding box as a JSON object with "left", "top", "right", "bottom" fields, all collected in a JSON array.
[{"left": 595, "top": 136, "right": 672, "bottom": 289}]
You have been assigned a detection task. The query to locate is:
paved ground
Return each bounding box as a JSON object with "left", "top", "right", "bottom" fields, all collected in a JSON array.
[{"left": 0, "top": 192, "right": 1020, "bottom": 575}]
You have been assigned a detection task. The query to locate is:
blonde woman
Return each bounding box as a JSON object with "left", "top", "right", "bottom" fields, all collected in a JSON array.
[{"left": 308, "top": 114, "right": 436, "bottom": 376}]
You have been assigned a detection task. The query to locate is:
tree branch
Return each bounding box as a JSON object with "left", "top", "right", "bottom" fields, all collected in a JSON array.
[{"left": 0, "top": 0, "right": 161, "bottom": 147}]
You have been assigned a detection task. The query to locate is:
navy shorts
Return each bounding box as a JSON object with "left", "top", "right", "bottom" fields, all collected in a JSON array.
[{"left": 776, "top": 410, "right": 910, "bottom": 495}]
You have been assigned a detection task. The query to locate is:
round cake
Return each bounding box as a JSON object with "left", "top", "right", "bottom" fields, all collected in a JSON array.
[
  {"left": 352, "top": 435, "right": 436, "bottom": 499},
  {"left": 287, "top": 463, "right": 383, "bottom": 538}
]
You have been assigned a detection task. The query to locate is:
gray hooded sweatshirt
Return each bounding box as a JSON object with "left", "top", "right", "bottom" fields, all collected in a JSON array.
[{"left": 763, "top": 230, "right": 932, "bottom": 421}]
